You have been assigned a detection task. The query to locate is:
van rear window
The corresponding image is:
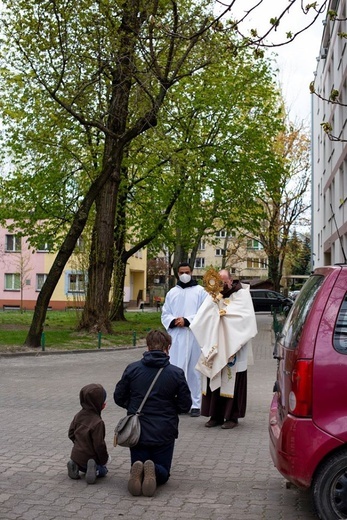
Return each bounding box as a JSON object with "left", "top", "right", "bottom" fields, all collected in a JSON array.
[
  {"left": 334, "top": 295, "right": 347, "bottom": 354},
  {"left": 281, "top": 275, "right": 324, "bottom": 349}
]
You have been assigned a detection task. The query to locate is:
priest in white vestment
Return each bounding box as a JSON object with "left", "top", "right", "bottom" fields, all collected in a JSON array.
[
  {"left": 190, "top": 269, "right": 257, "bottom": 429},
  {"left": 161, "top": 263, "right": 208, "bottom": 417}
]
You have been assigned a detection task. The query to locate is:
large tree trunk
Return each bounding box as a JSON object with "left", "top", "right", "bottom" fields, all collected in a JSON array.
[
  {"left": 268, "top": 251, "right": 281, "bottom": 292},
  {"left": 109, "top": 252, "right": 127, "bottom": 321},
  {"left": 78, "top": 175, "right": 120, "bottom": 332},
  {"left": 109, "top": 186, "right": 127, "bottom": 321}
]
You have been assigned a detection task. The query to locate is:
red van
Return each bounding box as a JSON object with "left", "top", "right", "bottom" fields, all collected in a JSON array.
[{"left": 269, "top": 265, "right": 347, "bottom": 520}]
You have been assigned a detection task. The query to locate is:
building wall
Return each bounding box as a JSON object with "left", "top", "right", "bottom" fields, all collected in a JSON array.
[
  {"left": 0, "top": 224, "right": 67, "bottom": 309},
  {"left": 124, "top": 247, "right": 147, "bottom": 306},
  {"left": 0, "top": 222, "right": 147, "bottom": 310},
  {"left": 192, "top": 233, "right": 268, "bottom": 280},
  {"left": 312, "top": 0, "right": 347, "bottom": 267}
]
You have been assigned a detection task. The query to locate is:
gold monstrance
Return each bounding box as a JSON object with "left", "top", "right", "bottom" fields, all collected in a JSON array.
[{"left": 203, "top": 268, "right": 223, "bottom": 300}]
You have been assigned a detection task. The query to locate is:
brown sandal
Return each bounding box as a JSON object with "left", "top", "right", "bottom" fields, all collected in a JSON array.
[{"left": 221, "top": 420, "right": 238, "bottom": 429}]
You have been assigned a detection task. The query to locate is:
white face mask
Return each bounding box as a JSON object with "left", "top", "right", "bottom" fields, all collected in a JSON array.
[{"left": 179, "top": 273, "right": 191, "bottom": 284}]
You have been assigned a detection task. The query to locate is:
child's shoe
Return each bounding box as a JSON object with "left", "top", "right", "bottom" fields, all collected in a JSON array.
[
  {"left": 67, "top": 459, "right": 80, "bottom": 480},
  {"left": 85, "top": 459, "right": 97, "bottom": 484}
]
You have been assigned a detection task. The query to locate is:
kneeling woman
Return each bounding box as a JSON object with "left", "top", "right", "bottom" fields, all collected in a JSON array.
[{"left": 114, "top": 329, "right": 192, "bottom": 497}]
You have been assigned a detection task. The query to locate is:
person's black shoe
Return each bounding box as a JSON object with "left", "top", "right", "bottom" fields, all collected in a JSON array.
[{"left": 190, "top": 408, "right": 201, "bottom": 417}]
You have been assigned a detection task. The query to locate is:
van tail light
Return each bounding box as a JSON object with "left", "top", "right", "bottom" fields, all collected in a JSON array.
[{"left": 289, "top": 359, "right": 313, "bottom": 417}]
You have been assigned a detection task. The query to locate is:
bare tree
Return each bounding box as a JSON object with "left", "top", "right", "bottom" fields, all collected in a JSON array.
[{"left": 257, "top": 122, "right": 311, "bottom": 290}]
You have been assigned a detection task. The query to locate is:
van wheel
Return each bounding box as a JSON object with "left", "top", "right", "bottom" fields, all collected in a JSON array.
[{"left": 313, "top": 450, "right": 347, "bottom": 519}]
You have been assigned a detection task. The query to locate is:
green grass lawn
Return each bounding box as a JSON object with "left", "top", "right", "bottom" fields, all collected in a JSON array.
[{"left": 0, "top": 310, "right": 163, "bottom": 352}]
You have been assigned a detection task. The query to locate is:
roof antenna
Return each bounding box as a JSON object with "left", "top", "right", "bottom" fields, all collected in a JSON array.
[{"left": 330, "top": 203, "right": 347, "bottom": 263}]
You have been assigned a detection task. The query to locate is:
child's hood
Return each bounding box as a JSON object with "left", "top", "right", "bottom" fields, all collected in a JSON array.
[{"left": 79, "top": 383, "right": 106, "bottom": 414}]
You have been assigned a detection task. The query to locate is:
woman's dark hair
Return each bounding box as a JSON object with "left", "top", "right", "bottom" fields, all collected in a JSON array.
[{"left": 146, "top": 330, "right": 172, "bottom": 351}]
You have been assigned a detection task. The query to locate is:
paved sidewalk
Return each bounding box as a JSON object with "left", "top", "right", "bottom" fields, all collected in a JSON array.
[{"left": 0, "top": 315, "right": 317, "bottom": 520}]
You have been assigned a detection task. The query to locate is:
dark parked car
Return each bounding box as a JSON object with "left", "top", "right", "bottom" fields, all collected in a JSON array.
[
  {"left": 269, "top": 264, "right": 347, "bottom": 520},
  {"left": 250, "top": 289, "right": 293, "bottom": 314}
]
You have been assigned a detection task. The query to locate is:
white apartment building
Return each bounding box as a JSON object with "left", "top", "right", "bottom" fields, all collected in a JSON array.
[{"left": 312, "top": 0, "right": 347, "bottom": 267}]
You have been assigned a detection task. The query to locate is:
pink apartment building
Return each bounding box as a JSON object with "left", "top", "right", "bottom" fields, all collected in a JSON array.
[{"left": 0, "top": 222, "right": 147, "bottom": 310}]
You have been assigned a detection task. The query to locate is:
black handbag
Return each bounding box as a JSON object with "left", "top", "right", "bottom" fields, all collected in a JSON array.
[{"left": 114, "top": 367, "right": 164, "bottom": 448}]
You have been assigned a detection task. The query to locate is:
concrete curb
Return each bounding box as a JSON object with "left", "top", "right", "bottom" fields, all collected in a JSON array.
[{"left": 0, "top": 344, "right": 146, "bottom": 358}]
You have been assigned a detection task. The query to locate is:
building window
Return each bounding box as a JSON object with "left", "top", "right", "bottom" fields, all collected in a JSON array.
[
  {"left": 36, "top": 274, "right": 48, "bottom": 291},
  {"left": 37, "top": 242, "right": 52, "bottom": 252},
  {"left": 75, "top": 237, "right": 85, "bottom": 252},
  {"left": 5, "top": 234, "right": 21, "bottom": 252},
  {"left": 194, "top": 257, "right": 205, "bottom": 269},
  {"left": 198, "top": 240, "right": 206, "bottom": 250},
  {"left": 247, "top": 258, "right": 266, "bottom": 269},
  {"left": 247, "top": 258, "right": 267, "bottom": 268},
  {"left": 5, "top": 273, "right": 20, "bottom": 290},
  {"left": 68, "top": 273, "right": 85, "bottom": 293},
  {"left": 215, "top": 230, "right": 227, "bottom": 238},
  {"left": 215, "top": 248, "right": 225, "bottom": 256},
  {"left": 260, "top": 259, "right": 267, "bottom": 269},
  {"left": 247, "top": 239, "right": 263, "bottom": 250}
]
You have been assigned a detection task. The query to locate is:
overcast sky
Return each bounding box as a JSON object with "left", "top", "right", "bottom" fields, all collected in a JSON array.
[
  {"left": 273, "top": 15, "right": 326, "bottom": 124},
  {"left": 228, "top": 1, "right": 327, "bottom": 124}
]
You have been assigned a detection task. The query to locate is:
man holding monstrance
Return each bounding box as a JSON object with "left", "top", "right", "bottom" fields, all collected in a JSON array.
[{"left": 190, "top": 268, "right": 257, "bottom": 429}]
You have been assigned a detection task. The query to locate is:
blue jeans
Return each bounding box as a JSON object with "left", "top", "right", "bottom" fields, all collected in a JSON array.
[{"left": 130, "top": 442, "right": 175, "bottom": 486}]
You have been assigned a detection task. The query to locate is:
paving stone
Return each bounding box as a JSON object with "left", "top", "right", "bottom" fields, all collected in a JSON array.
[{"left": 0, "top": 315, "right": 317, "bottom": 519}]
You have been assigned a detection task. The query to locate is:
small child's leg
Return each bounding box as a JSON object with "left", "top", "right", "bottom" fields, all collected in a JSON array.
[{"left": 96, "top": 464, "right": 108, "bottom": 478}]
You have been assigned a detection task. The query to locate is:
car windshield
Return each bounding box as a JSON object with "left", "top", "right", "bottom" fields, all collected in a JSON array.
[{"left": 281, "top": 274, "right": 324, "bottom": 349}]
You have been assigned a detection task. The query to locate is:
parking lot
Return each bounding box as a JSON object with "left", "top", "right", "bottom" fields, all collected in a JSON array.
[{"left": 0, "top": 314, "right": 317, "bottom": 520}]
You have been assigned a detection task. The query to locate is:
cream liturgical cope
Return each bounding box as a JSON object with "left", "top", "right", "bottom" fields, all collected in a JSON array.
[{"left": 190, "top": 283, "right": 258, "bottom": 396}]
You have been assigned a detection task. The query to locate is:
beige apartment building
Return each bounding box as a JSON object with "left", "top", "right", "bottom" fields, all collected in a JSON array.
[
  {"left": 150, "top": 231, "right": 269, "bottom": 297},
  {"left": 192, "top": 231, "right": 268, "bottom": 281}
]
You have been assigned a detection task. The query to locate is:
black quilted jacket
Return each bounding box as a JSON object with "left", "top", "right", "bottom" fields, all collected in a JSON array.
[{"left": 114, "top": 351, "right": 192, "bottom": 445}]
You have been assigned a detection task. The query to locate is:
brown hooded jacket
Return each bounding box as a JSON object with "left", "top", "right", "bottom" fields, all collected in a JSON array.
[{"left": 68, "top": 383, "right": 109, "bottom": 468}]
